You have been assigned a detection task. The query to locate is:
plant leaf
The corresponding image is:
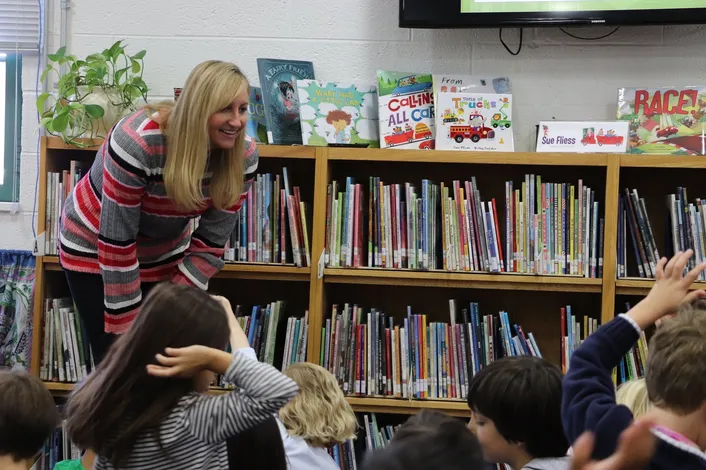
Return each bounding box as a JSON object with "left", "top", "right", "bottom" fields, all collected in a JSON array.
[
  {"left": 69, "top": 102, "right": 84, "bottom": 109},
  {"left": 130, "top": 50, "right": 146, "bottom": 60},
  {"left": 84, "top": 104, "right": 105, "bottom": 118},
  {"left": 131, "top": 59, "right": 140, "bottom": 74},
  {"left": 114, "top": 67, "right": 127, "bottom": 84},
  {"left": 39, "top": 66, "right": 54, "bottom": 83},
  {"left": 36, "top": 92, "right": 50, "bottom": 111},
  {"left": 52, "top": 113, "right": 70, "bottom": 133},
  {"left": 39, "top": 116, "right": 53, "bottom": 128}
]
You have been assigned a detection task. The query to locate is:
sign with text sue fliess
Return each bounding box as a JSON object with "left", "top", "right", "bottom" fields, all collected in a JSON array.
[{"left": 536, "top": 121, "right": 630, "bottom": 154}]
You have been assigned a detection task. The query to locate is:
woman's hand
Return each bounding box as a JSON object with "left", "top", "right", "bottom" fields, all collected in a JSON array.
[{"left": 146, "top": 346, "right": 217, "bottom": 378}]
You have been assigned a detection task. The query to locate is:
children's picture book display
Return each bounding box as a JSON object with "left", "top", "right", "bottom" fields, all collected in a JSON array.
[
  {"left": 377, "top": 70, "right": 435, "bottom": 150},
  {"left": 296, "top": 80, "right": 379, "bottom": 147},
  {"left": 432, "top": 74, "right": 511, "bottom": 103},
  {"left": 257, "top": 58, "right": 315, "bottom": 145},
  {"left": 536, "top": 121, "right": 629, "bottom": 153},
  {"left": 435, "top": 92, "right": 514, "bottom": 152},
  {"left": 617, "top": 86, "right": 706, "bottom": 155}
]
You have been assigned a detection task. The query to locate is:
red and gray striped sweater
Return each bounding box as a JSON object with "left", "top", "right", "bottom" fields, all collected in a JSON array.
[{"left": 59, "top": 110, "right": 258, "bottom": 334}]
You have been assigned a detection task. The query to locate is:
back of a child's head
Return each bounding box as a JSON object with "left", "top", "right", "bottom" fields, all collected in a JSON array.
[
  {"left": 467, "top": 356, "right": 568, "bottom": 460},
  {"left": 361, "top": 410, "right": 484, "bottom": 470},
  {"left": 279, "top": 362, "right": 356, "bottom": 447},
  {"left": 0, "top": 370, "right": 59, "bottom": 462},
  {"left": 226, "top": 416, "right": 287, "bottom": 470},
  {"left": 66, "top": 283, "right": 231, "bottom": 467},
  {"left": 647, "top": 300, "right": 706, "bottom": 414},
  {"left": 616, "top": 378, "right": 650, "bottom": 419}
]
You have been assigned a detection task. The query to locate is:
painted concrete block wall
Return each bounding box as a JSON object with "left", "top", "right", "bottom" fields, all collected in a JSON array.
[{"left": 1, "top": 0, "right": 704, "bottom": 249}]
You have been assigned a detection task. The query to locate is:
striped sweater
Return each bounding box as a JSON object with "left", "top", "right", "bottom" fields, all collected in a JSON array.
[
  {"left": 93, "top": 348, "right": 299, "bottom": 470},
  {"left": 59, "top": 110, "right": 258, "bottom": 334}
]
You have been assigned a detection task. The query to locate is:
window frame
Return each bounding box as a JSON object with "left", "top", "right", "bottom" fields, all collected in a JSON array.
[{"left": 0, "top": 53, "right": 21, "bottom": 202}]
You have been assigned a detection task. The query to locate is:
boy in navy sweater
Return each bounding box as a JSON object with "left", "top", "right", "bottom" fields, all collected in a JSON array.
[{"left": 563, "top": 250, "right": 706, "bottom": 469}]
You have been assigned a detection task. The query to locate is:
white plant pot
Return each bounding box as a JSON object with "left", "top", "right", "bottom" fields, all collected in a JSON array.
[{"left": 75, "top": 86, "right": 144, "bottom": 137}]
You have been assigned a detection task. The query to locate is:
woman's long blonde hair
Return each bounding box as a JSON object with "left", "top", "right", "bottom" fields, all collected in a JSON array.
[
  {"left": 150, "top": 60, "right": 249, "bottom": 211},
  {"left": 278, "top": 363, "right": 357, "bottom": 447}
]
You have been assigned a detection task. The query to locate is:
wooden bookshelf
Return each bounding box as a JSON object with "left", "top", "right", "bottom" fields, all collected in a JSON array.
[{"left": 32, "top": 136, "right": 691, "bottom": 416}]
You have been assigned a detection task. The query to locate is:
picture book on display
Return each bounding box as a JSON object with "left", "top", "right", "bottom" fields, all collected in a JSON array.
[
  {"left": 296, "top": 80, "right": 379, "bottom": 147},
  {"left": 431, "top": 74, "right": 511, "bottom": 104},
  {"left": 257, "top": 58, "right": 315, "bottom": 145},
  {"left": 536, "top": 121, "right": 629, "bottom": 153},
  {"left": 435, "top": 92, "right": 514, "bottom": 151},
  {"left": 377, "top": 70, "right": 435, "bottom": 150},
  {"left": 617, "top": 86, "right": 706, "bottom": 155},
  {"left": 246, "top": 87, "right": 267, "bottom": 143}
]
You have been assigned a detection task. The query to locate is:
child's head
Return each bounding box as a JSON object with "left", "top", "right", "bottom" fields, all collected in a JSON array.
[
  {"left": 361, "top": 410, "right": 484, "bottom": 470},
  {"left": 278, "top": 362, "right": 356, "bottom": 447},
  {"left": 646, "top": 300, "right": 706, "bottom": 417},
  {"left": 467, "top": 356, "right": 568, "bottom": 466},
  {"left": 0, "top": 370, "right": 59, "bottom": 464},
  {"left": 616, "top": 378, "right": 650, "bottom": 419},
  {"left": 226, "top": 416, "right": 287, "bottom": 470},
  {"left": 66, "top": 283, "right": 230, "bottom": 467}
]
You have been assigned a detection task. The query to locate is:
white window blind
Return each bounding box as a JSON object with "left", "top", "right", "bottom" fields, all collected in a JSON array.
[{"left": 0, "top": 0, "right": 40, "bottom": 51}]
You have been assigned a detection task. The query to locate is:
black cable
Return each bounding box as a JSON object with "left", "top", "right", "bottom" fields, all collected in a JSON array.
[
  {"left": 499, "top": 28, "right": 523, "bottom": 56},
  {"left": 559, "top": 26, "right": 620, "bottom": 40}
]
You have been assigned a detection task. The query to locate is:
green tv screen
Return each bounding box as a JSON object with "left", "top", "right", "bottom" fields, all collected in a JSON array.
[{"left": 401, "top": 0, "right": 706, "bottom": 28}]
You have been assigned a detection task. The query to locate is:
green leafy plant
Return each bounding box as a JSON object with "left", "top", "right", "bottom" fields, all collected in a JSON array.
[{"left": 37, "top": 40, "right": 149, "bottom": 147}]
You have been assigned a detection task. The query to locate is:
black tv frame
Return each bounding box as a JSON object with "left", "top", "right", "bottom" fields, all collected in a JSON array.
[{"left": 400, "top": 0, "right": 706, "bottom": 28}]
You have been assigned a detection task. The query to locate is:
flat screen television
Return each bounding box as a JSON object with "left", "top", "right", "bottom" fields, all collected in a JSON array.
[{"left": 400, "top": 0, "right": 706, "bottom": 28}]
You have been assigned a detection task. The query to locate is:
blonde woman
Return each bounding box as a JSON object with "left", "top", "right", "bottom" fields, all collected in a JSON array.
[
  {"left": 278, "top": 363, "right": 357, "bottom": 470},
  {"left": 615, "top": 378, "right": 650, "bottom": 419},
  {"left": 59, "top": 60, "right": 258, "bottom": 364}
]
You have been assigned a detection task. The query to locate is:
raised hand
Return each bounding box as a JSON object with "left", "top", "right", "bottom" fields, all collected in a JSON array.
[
  {"left": 146, "top": 345, "right": 216, "bottom": 378},
  {"left": 571, "top": 419, "right": 656, "bottom": 470},
  {"left": 629, "top": 250, "right": 706, "bottom": 329}
]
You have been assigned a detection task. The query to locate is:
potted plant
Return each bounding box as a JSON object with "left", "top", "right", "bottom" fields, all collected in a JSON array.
[{"left": 37, "top": 40, "right": 149, "bottom": 147}]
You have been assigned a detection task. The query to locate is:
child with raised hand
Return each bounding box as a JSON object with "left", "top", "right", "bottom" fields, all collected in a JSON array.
[
  {"left": 65, "top": 283, "right": 298, "bottom": 470},
  {"left": 563, "top": 249, "right": 706, "bottom": 469},
  {"left": 277, "top": 362, "right": 357, "bottom": 470},
  {"left": 467, "top": 356, "right": 570, "bottom": 470},
  {"left": 0, "top": 370, "right": 59, "bottom": 470}
]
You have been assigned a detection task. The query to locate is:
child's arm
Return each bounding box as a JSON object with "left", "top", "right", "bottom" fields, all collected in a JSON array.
[
  {"left": 185, "top": 347, "right": 298, "bottom": 443},
  {"left": 563, "top": 251, "right": 706, "bottom": 460}
]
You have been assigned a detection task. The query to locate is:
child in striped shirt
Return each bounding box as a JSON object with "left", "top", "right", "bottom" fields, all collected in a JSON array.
[{"left": 65, "top": 283, "right": 298, "bottom": 470}]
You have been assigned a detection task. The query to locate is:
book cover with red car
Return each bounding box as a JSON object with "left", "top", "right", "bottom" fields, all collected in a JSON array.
[{"left": 617, "top": 87, "right": 706, "bottom": 155}]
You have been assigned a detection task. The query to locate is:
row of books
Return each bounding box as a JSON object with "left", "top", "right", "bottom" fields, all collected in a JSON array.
[
  {"left": 320, "top": 300, "right": 542, "bottom": 401},
  {"left": 323, "top": 175, "right": 602, "bottom": 278},
  {"left": 45, "top": 163, "right": 84, "bottom": 255},
  {"left": 39, "top": 297, "right": 95, "bottom": 383},
  {"left": 618, "top": 188, "right": 659, "bottom": 278},
  {"left": 232, "top": 300, "right": 309, "bottom": 371},
  {"left": 35, "top": 419, "right": 80, "bottom": 470},
  {"left": 223, "top": 170, "right": 312, "bottom": 267}
]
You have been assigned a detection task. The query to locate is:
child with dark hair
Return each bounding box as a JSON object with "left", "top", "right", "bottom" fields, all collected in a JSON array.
[
  {"left": 361, "top": 410, "right": 484, "bottom": 470},
  {"left": 65, "top": 283, "right": 298, "bottom": 470},
  {"left": 467, "top": 356, "right": 569, "bottom": 470},
  {"left": 0, "top": 370, "right": 60, "bottom": 470},
  {"left": 226, "top": 416, "right": 287, "bottom": 470}
]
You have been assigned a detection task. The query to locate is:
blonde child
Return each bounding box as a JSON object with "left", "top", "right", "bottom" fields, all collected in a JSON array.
[
  {"left": 65, "top": 283, "right": 298, "bottom": 470},
  {"left": 615, "top": 378, "right": 650, "bottom": 419},
  {"left": 278, "top": 362, "right": 357, "bottom": 470}
]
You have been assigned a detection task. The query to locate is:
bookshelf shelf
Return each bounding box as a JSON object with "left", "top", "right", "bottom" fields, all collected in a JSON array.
[
  {"left": 327, "top": 147, "right": 610, "bottom": 166},
  {"left": 257, "top": 145, "right": 316, "bottom": 159},
  {"left": 324, "top": 268, "right": 602, "bottom": 292},
  {"left": 620, "top": 155, "right": 706, "bottom": 169},
  {"left": 40, "top": 256, "right": 310, "bottom": 281},
  {"left": 345, "top": 396, "right": 470, "bottom": 417},
  {"left": 616, "top": 278, "right": 706, "bottom": 295},
  {"left": 46, "top": 136, "right": 101, "bottom": 151}
]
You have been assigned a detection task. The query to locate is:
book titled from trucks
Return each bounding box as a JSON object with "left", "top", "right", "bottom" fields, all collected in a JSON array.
[
  {"left": 435, "top": 92, "right": 514, "bottom": 152},
  {"left": 617, "top": 86, "right": 706, "bottom": 155},
  {"left": 257, "top": 58, "right": 315, "bottom": 145},
  {"left": 296, "top": 80, "right": 379, "bottom": 147},
  {"left": 376, "top": 70, "right": 435, "bottom": 150}
]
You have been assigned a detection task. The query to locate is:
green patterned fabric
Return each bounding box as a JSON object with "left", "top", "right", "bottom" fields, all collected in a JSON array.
[
  {"left": 53, "top": 459, "right": 86, "bottom": 470},
  {"left": 0, "top": 250, "right": 35, "bottom": 370}
]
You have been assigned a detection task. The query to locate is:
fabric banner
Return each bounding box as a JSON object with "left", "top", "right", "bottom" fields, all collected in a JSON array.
[{"left": 0, "top": 250, "right": 35, "bottom": 370}]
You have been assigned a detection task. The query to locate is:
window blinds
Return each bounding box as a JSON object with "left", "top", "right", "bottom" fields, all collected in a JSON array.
[{"left": 0, "top": 0, "right": 40, "bottom": 51}]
